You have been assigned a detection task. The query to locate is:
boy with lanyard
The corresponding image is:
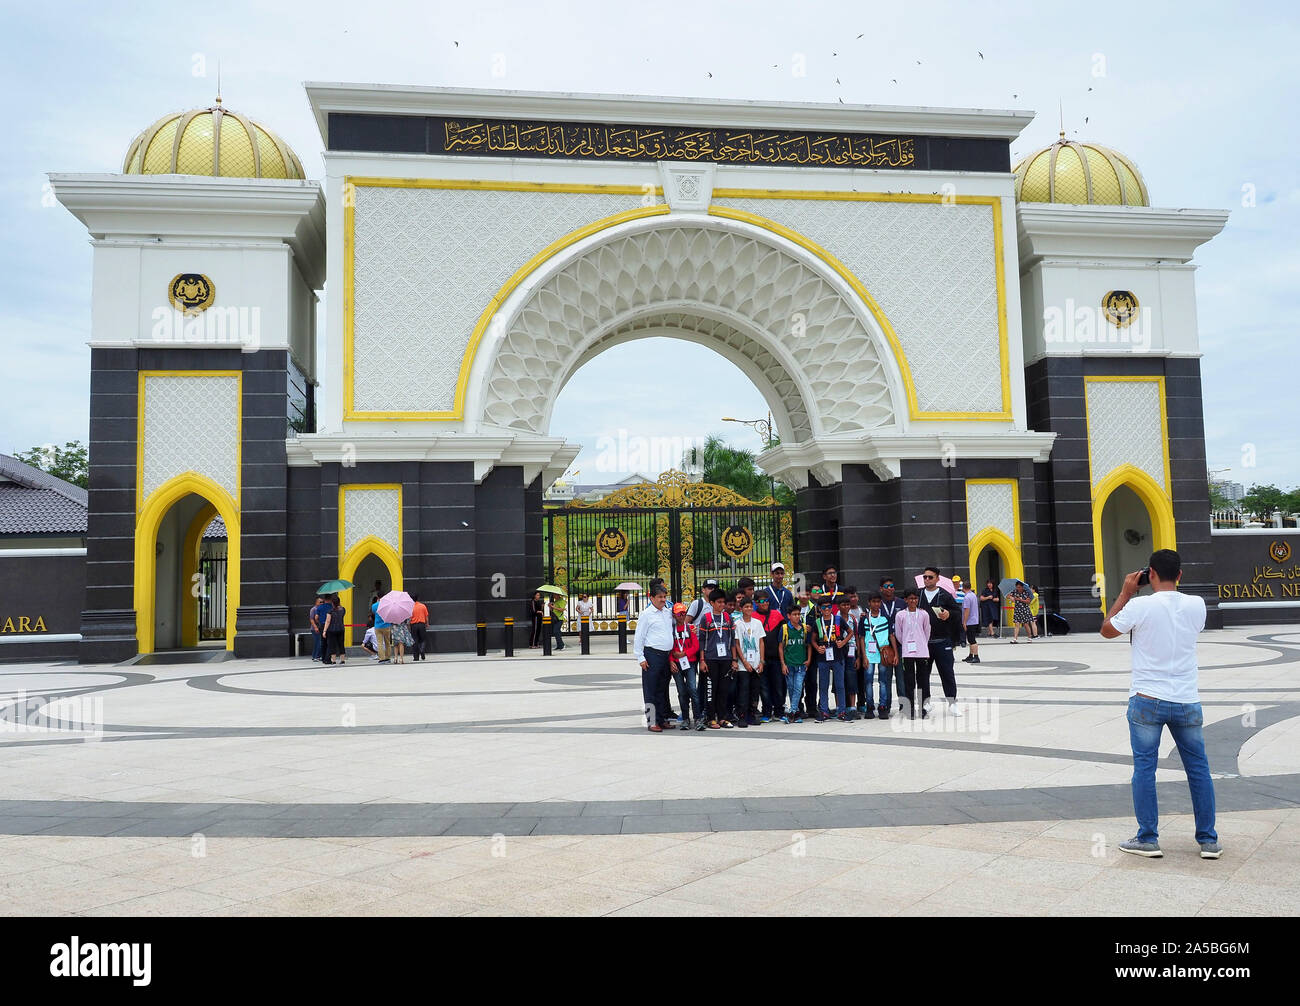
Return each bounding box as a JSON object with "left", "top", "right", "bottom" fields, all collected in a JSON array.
[
  {"left": 878, "top": 576, "right": 906, "bottom": 716},
  {"left": 809, "top": 598, "right": 846, "bottom": 722},
  {"left": 846, "top": 588, "right": 867, "bottom": 716},
  {"left": 836, "top": 595, "right": 859, "bottom": 720},
  {"left": 669, "top": 602, "right": 706, "bottom": 731},
  {"left": 732, "top": 598, "right": 766, "bottom": 728},
  {"left": 755, "top": 594, "right": 785, "bottom": 723},
  {"left": 699, "top": 589, "right": 737, "bottom": 729},
  {"left": 779, "top": 606, "right": 810, "bottom": 723},
  {"left": 862, "top": 592, "right": 892, "bottom": 719}
]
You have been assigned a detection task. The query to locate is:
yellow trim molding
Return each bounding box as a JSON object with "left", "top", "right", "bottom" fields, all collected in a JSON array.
[
  {"left": 964, "top": 477, "right": 1024, "bottom": 584},
  {"left": 136, "top": 370, "right": 243, "bottom": 516},
  {"left": 1083, "top": 375, "right": 1173, "bottom": 495},
  {"left": 1090, "top": 464, "right": 1178, "bottom": 612},
  {"left": 180, "top": 501, "right": 218, "bottom": 648},
  {"left": 337, "top": 483, "right": 404, "bottom": 647},
  {"left": 341, "top": 179, "right": 1012, "bottom": 423},
  {"left": 134, "top": 472, "right": 240, "bottom": 654},
  {"left": 343, "top": 177, "right": 668, "bottom": 421},
  {"left": 708, "top": 190, "right": 1012, "bottom": 421}
]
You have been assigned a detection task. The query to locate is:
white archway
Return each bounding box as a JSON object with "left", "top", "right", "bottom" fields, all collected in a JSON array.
[{"left": 466, "top": 213, "right": 907, "bottom": 440}]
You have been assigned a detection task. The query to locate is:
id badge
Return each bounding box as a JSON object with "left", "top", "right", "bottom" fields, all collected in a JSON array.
[
  {"left": 847, "top": 640, "right": 856, "bottom": 657},
  {"left": 867, "top": 637, "right": 878, "bottom": 657},
  {"left": 716, "top": 641, "right": 728, "bottom": 658},
  {"left": 678, "top": 656, "right": 690, "bottom": 670}
]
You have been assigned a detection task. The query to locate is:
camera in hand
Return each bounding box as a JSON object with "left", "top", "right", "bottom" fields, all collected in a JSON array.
[{"left": 1137, "top": 567, "right": 1150, "bottom": 587}]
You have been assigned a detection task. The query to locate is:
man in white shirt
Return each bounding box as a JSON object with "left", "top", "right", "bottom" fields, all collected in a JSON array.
[
  {"left": 1101, "top": 548, "right": 1219, "bottom": 859},
  {"left": 633, "top": 583, "right": 675, "bottom": 733}
]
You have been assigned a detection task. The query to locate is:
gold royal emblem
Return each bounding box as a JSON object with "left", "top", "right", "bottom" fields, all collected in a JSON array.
[
  {"left": 594, "top": 526, "right": 630, "bottom": 561},
  {"left": 720, "top": 524, "right": 754, "bottom": 559},
  {"left": 1269, "top": 540, "right": 1292, "bottom": 564},
  {"left": 1102, "top": 290, "right": 1139, "bottom": 328},
  {"left": 169, "top": 273, "right": 215, "bottom": 316}
]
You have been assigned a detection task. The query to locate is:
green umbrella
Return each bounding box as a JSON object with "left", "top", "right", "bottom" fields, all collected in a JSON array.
[
  {"left": 317, "top": 579, "right": 354, "bottom": 594},
  {"left": 536, "top": 584, "right": 567, "bottom": 595}
]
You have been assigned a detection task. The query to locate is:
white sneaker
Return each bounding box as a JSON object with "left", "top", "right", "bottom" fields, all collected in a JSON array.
[
  {"left": 949, "top": 701, "right": 964, "bottom": 716},
  {"left": 922, "top": 698, "right": 933, "bottom": 714}
]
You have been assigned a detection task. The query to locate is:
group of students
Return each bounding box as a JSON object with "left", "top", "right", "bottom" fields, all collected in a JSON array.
[
  {"left": 633, "top": 562, "right": 980, "bottom": 732},
  {"left": 308, "top": 583, "right": 429, "bottom": 665}
]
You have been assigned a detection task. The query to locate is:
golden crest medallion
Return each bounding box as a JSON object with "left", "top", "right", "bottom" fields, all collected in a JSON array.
[{"left": 168, "top": 273, "right": 215, "bottom": 315}]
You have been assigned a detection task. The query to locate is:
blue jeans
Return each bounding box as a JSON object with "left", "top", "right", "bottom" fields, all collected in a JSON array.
[
  {"left": 672, "top": 662, "right": 703, "bottom": 723},
  {"left": 1127, "top": 694, "right": 1217, "bottom": 844},
  {"left": 865, "top": 661, "right": 891, "bottom": 709},
  {"left": 817, "top": 658, "right": 839, "bottom": 716},
  {"left": 785, "top": 665, "right": 806, "bottom": 717},
  {"left": 832, "top": 657, "right": 852, "bottom": 713},
  {"left": 311, "top": 629, "right": 323, "bottom": 660}
]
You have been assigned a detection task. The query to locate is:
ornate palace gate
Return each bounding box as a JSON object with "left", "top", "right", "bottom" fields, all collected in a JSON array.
[{"left": 544, "top": 470, "right": 796, "bottom": 632}]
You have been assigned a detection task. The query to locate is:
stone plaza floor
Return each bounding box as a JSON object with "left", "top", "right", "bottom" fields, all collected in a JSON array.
[{"left": 1, "top": 626, "right": 1298, "bottom": 916}]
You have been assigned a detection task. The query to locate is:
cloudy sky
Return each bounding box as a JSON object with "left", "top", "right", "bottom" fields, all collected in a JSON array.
[{"left": 3, "top": 1, "right": 1296, "bottom": 489}]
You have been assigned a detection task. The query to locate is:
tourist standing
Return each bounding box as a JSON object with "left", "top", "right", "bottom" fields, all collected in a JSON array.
[
  {"left": 529, "top": 591, "right": 545, "bottom": 648},
  {"left": 632, "top": 583, "right": 674, "bottom": 732},
  {"left": 370, "top": 592, "right": 392, "bottom": 663},
  {"left": 1009, "top": 581, "right": 1036, "bottom": 641},
  {"left": 918, "top": 567, "right": 962, "bottom": 716},
  {"left": 669, "top": 603, "right": 705, "bottom": 731},
  {"left": 324, "top": 594, "right": 346, "bottom": 665},
  {"left": 765, "top": 563, "right": 794, "bottom": 615},
  {"left": 756, "top": 594, "right": 786, "bottom": 721},
  {"left": 894, "top": 589, "right": 931, "bottom": 718},
  {"left": 779, "top": 606, "right": 810, "bottom": 723},
  {"left": 310, "top": 595, "right": 330, "bottom": 662},
  {"left": 549, "top": 594, "right": 566, "bottom": 651},
  {"left": 409, "top": 592, "right": 428, "bottom": 661},
  {"left": 862, "top": 592, "right": 892, "bottom": 718},
  {"left": 809, "top": 598, "right": 845, "bottom": 721},
  {"left": 961, "top": 583, "right": 982, "bottom": 664},
  {"left": 699, "top": 589, "right": 736, "bottom": 728},
  {"left": 390, "top": 616, "right": 413, "bottom": 664},
  {"left": 1101, "top": 549, "right": 1219, "bottom": 859},
  {"left": 836, "top": 595, "right": 859, "bottom": 720},
  {"left": 732, "top": 599, "right": 766, "bottom": 727},
  {"left": 575, "top": 592, "right": 594, "bottom": 627},
  {"left": 979, "top": 579, "right": 1001, "bottom": 636},
  {"left": 878, "top": 576, "right": 905, "bottom": 714}
]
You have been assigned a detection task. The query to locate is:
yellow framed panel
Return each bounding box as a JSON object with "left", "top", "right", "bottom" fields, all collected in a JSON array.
[
  {"left": 343, "top": 177, "right": 668, "bottom": 421},
  {"left": 709, "top": 189, "right": 1012, "bottom": 421},
  {"left": 134, "top": 472, "right": 240, "bottom": 654},
  {"left": 337, "top": 483, "right": 404, "bottom": 647},
  {"left": 964, "top": 477, "right": 1024, "bottom": 584}
]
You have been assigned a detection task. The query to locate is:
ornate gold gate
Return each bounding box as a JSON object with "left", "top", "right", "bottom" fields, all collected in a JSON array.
[{"left": 544, "top": 470, "right": 796, "bottom": 630}]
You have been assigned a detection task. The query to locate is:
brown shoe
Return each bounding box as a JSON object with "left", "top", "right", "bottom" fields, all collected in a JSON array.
[{"left": 648, "top": 724, "right": 663, "bottom": 733}]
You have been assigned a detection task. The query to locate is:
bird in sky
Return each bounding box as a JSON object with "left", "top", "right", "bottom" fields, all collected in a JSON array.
[
  {"left": 453, "top": 41, "right": 459, "bottom": 47},
  {"left": 891, "top": 79, "right": 898, "bottom": 84},
  {"left": 978, "top": 51, "right": 984, "bottom": 59},
  {"left": 706, "top": 72, "right": 712, "bottom": 77}
]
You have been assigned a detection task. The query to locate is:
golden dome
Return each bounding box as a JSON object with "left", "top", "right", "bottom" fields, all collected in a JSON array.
[
  {"left": 1013, "top": 137, "right": 1148, "bottom": 206},
  {"left": 122, "top": 100, "right": 305, "bottom": 179}
]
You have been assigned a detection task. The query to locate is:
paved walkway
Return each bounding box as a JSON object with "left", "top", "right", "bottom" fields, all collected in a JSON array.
[{"left": 1, "top": 626, "right": 1298, "bottom": 915}]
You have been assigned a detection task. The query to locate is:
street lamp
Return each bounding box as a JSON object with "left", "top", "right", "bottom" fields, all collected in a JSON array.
[{"left": 722, "top": 412, "right": 776, "bottom": 499}]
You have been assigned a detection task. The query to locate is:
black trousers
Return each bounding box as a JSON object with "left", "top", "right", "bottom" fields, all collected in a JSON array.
[
  {"left": 927, "top": 640, "right": 958, "bottom": 699},
  {"left": 411, "top": 622, "right": 427, "bottom": 660},
  {"left": 529, "top": 614, "right": 543, "bottom": 646},
  {"left": 705, "top": 660, "right": 731, "bottom": 722},
  {"left": 901, "top": 656, "right": 932, "bottom": 718},
  {"left": 732, "top": 668, "right": 756, "bottom": 723}
]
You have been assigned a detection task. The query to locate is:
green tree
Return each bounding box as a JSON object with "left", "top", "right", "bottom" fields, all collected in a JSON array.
[
  {"left": 15, "top": 440, "right": 88, "bottom": 489},
  {"left": 1208, "top": 481, "right": 1233, "bottom": 510},
  {"left": 1241, "top": 483, "right": 1290, "bottom": 520},
  {"left": 682, "top": 435, "right": 793, "bottom": 504}
]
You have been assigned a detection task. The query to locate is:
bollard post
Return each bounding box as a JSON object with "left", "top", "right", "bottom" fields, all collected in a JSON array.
[
  {"left": 542, "top": 615, "right": 552, "bottom": 655},
  {"left": 580, "top": 615, "right": 590, "bottom": 655},
  {"left": 503, "top": 616, "right": 514, "bottom": 657},
  {"left": 617, "top": 613, "right": 628, "bottom": 654},
  {"left": 476, "top": 622, "right": 487, "bottom": 657}
]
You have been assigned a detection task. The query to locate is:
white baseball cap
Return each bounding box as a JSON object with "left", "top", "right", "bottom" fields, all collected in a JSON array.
[{"left": 771, "top": 562, "right": 785, "bottom": 571}]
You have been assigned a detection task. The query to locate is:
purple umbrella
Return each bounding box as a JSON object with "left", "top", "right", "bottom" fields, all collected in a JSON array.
[{"left": 376, "top": 590, "right": 414, "bottom": 624}]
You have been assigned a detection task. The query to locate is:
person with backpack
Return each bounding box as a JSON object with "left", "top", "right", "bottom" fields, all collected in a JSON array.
[
  {"left": 862, "top": 592, "right": 892, "bottom": 718},
  {"left": 756, "top": 593, "right": 786, "bottom": 722},
  {"left": 809, "top": 597, "right": 846, "bottom": 722},
  {"left": 779, "top": 606, "right": 810, "bottom": 723},
  {"left": 699, "top": 589, "right": 737, "bottom": 729},
  {"left": 669, "top": 602, "right": 705, "bottom": 731}
]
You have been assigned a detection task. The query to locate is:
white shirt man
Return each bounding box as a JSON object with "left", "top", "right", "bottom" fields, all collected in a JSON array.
[
  {"left": 633, "top": 588, "right": 675, "bottom": 732},
  {"left": 1101, "top": 549, "right": 1217, "bottom": 859}
]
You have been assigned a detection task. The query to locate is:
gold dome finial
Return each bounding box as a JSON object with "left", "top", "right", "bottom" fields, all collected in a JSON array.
[
  {"left": 1013, "top": 136, "right": 1149, "bottom": 206},
  {"left": 121, "top": 100, "right": 305, "bottom": 179}
]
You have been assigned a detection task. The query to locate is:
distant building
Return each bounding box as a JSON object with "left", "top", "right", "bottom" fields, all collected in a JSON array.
[{"left": 1210, "top": 478, "right": 1245, "bottom": 505}]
